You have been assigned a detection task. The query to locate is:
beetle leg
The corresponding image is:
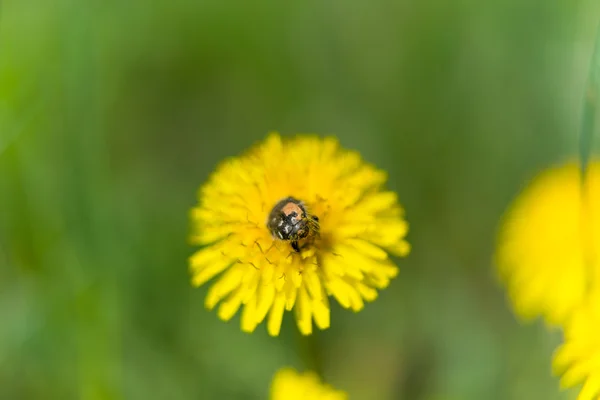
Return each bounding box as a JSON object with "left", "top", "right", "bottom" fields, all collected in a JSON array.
[{"left": 291, "top": 241, "right": 300, "bottom": 252}]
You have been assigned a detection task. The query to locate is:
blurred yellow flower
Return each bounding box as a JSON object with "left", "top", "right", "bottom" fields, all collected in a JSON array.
[
  {"left": 270, "top": 367, "right": 347, "bottom": 400},
  {"left": 495, "top": 161, "right": 600, "bottom": 326},
  {"left": 553, "top": 292, "right": 600, "bottom": 400},
  {"left": 189, "top": 132, "right": 409, "bottom": 336}
]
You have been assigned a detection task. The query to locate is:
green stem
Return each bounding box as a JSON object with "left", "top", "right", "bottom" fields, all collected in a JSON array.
[
  {"left": 580, "top": 21, "right": 600, "bottom": 298},
  {"left": 579, "top": 21, "right": 600, "bottom": 177},
  {"left": 296, "top": 332, "right": 323, "bottom": 377}
]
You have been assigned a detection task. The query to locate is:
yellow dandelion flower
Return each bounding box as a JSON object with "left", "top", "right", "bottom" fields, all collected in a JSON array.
[
  {"left": 269, "top": 367, "right": 348, "bottom": 400},
  {"left": 189, "top": 132, "right": 410, "bottom": 336},
  {"left": 495, "top": 161, "right": 600, "bottom": 326},
  {"left": 553, "top": 292, "right": 600, "bottom": 400}
]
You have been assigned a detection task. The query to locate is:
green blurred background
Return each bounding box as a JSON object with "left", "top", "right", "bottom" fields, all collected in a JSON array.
[{"left": 1, "top": 1, "right": 598, "bottom": 399}]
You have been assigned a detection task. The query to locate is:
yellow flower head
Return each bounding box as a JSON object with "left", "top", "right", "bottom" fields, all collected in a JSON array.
[
  {"left": 495, "top": 161, "right": 600, "bottom": 326},
  {"left": 553, "top": 292, "right": 600, "bottom": 400},
  {"left": 189, "top": 132, "right": 410, "bottom": 336},
  {"left": 269, "top": 367, "right": 347, "bottom": 400}
]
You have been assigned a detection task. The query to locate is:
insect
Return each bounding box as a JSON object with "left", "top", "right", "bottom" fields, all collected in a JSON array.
[{"left": 267, "top": 196, "right": 320, "bottom": 252}]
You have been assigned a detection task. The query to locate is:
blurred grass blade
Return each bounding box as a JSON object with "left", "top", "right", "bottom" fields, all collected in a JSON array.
[{"left": 580, "top": 22, "right": 600, "bottom": 177}]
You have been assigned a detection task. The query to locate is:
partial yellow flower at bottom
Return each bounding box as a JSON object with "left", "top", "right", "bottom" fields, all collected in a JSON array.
[
  {"left": 189, "top": 132, "right": 410, "bottom": 336},
  {"left": 553, "top": 292, "right": 600, "bottom": 400},
  {"left": 270, "top": 368, "right": 347, "bottom": 400},
  {"left": 495, "top": 161, "right": 600, "bottom": 326}
]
